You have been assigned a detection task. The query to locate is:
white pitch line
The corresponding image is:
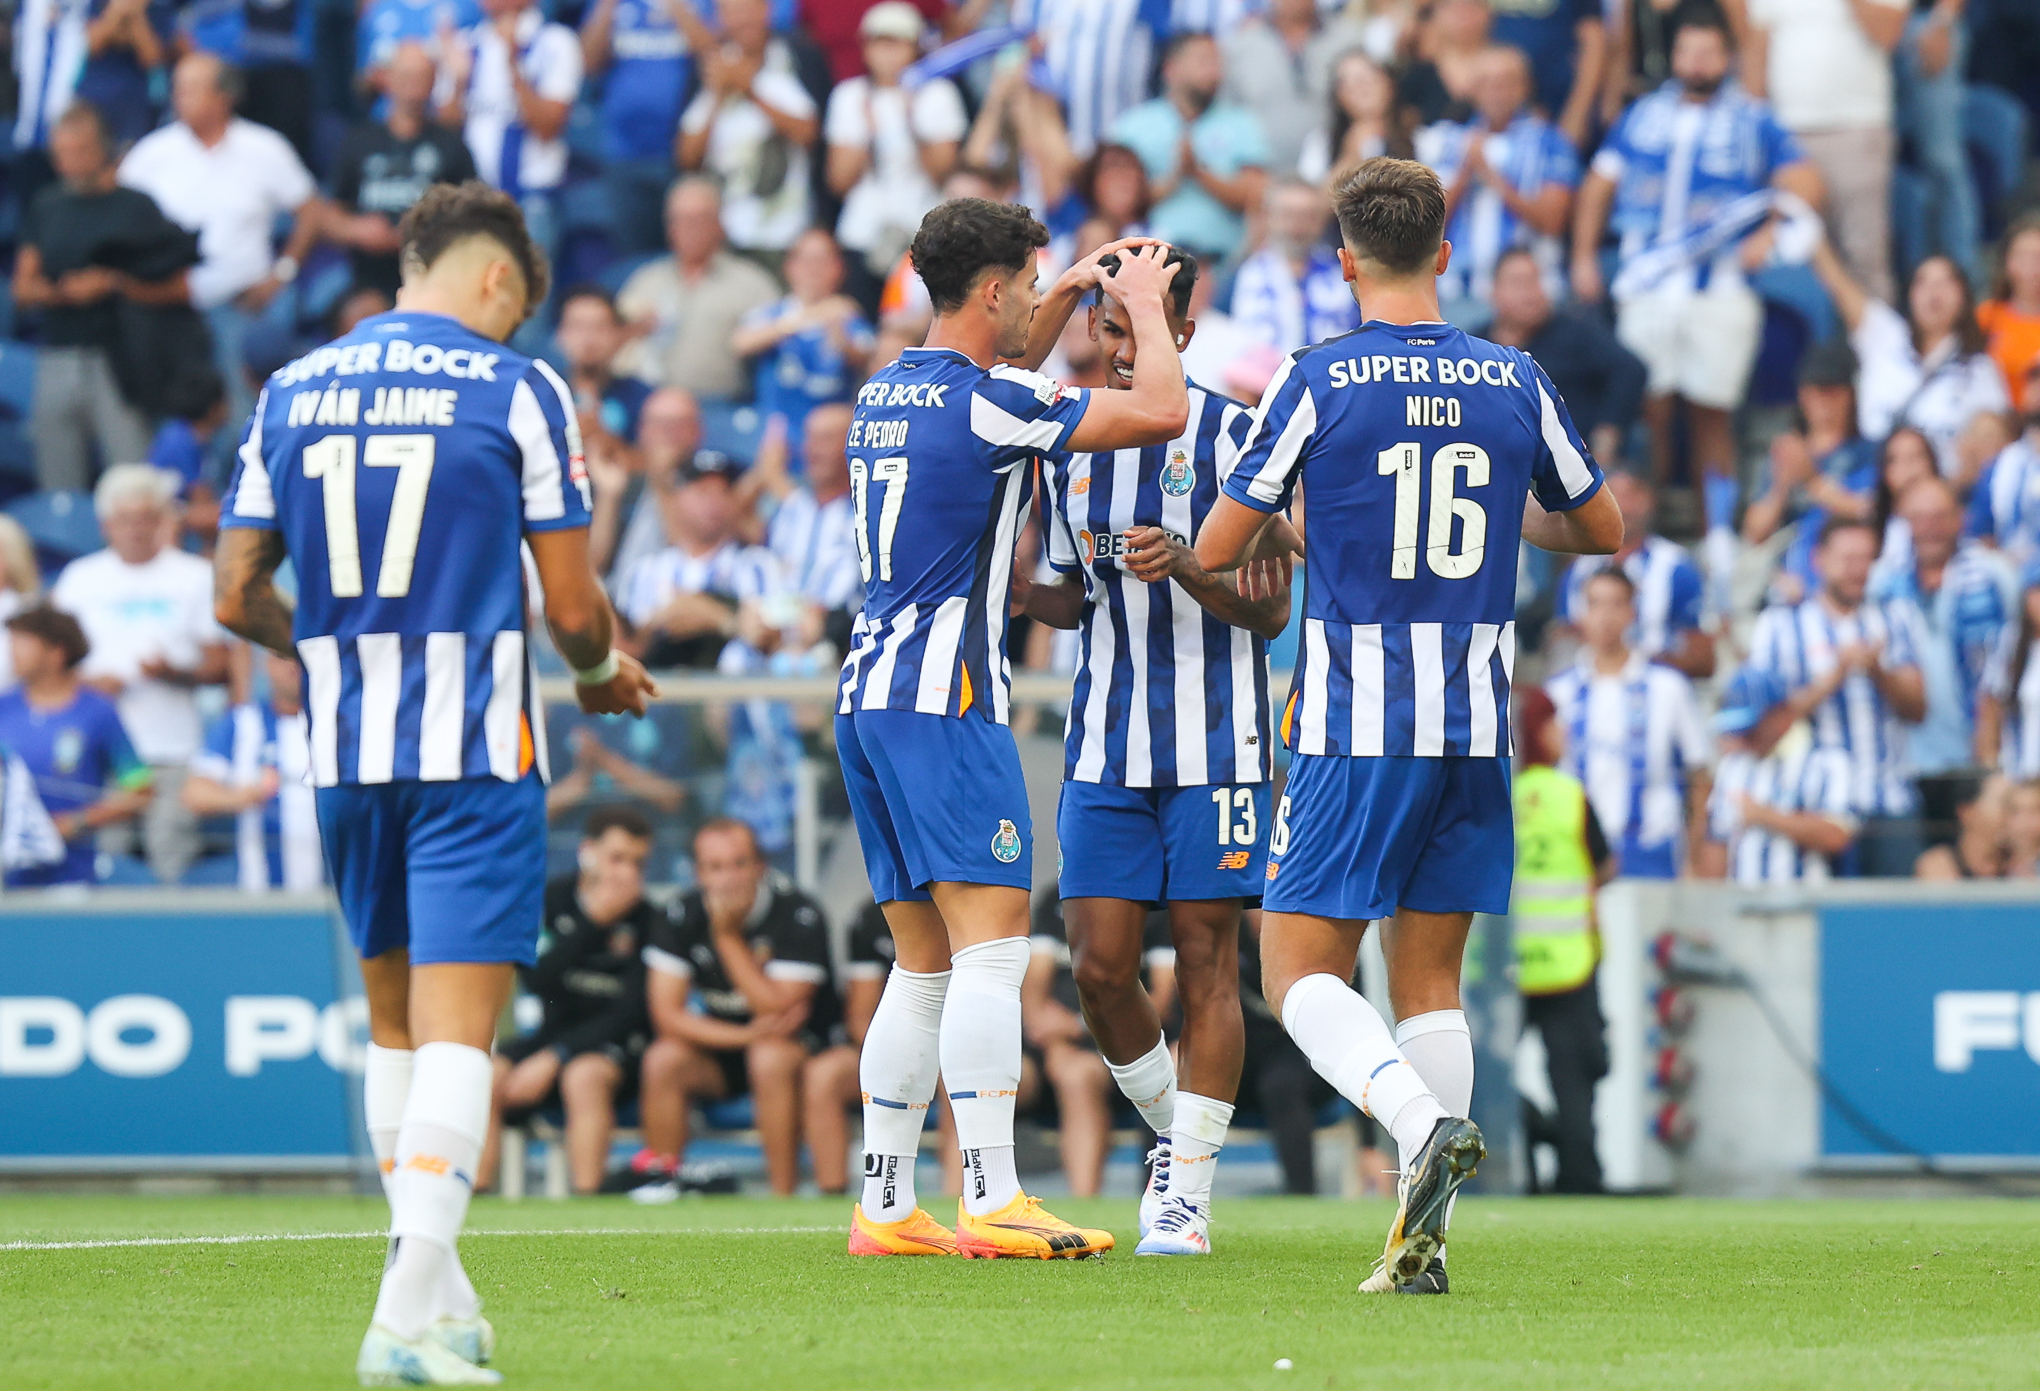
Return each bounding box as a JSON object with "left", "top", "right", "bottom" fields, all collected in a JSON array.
[{"left": 1, "top": 1226, "right": 839, "bottom": 1253}]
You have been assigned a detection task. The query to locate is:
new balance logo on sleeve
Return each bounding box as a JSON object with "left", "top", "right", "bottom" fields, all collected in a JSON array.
[
  {"left": 837, "top": 348, "right": 1091, "bottom": 725},
  {"left": 1223, "top": 322, "right": 1604, "bottom": 758},
  {"left": 1042, "top": 383, "right": 1273, "bottom": 787},
  {"left": 219, "top": 311, "right": 593, "bottom": 787}
]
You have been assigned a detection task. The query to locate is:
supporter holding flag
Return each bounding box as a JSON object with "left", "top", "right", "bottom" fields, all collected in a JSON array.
[{"left": 0, "top": 605, "right": 153, "bottom": 888}]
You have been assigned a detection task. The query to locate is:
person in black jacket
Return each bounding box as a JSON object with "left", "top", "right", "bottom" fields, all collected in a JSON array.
[
  {"left": 1485, "top": 246, "right": 1647, "bottom": 466},
  {"left": 478, "top": 807, "right": 660, "bottom": 1195}
]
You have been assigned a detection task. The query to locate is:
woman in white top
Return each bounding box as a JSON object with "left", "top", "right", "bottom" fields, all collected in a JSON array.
[
  {"left": 1812, "top": 236, "right": 2011, "bottom": 486},
  {"left": 1975, "top": 562, "right": 2040, "bottom": 778},
  {"left": 1296, "top": 49, "right": 1407, "bottom": 187},
  {"left": 1867, "top": 424, "right": 1937, "bottom": 589}
]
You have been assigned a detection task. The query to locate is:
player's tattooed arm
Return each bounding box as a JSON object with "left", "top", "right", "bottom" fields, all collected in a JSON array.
[
  {"left": 213, "top": 528, "right": 297, "bottom": 658},
  {"left": 1124, "top": 525, "right": 1292, "bottom": 640}
]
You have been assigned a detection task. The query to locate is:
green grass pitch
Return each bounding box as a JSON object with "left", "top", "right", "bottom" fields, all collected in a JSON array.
[{"left": 4, "top": 1194, "right": 2039, "bottom": 1389}]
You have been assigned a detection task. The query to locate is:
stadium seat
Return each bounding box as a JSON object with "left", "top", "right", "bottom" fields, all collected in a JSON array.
[
  {"left": 0, "top": 341, "right": 37, "bottom": 420},
  {"left": 8, "top": 490, "right": 102, "bottom": 568}
]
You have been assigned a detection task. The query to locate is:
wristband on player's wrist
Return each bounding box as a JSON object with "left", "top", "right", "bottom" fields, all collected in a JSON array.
[{"left": 573, "top": 651, "right": 621, "bottom": 686}]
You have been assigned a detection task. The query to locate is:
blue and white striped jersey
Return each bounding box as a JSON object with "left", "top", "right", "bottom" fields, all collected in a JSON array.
[
  {"left": 1012, "top": 0, "right": 1154, "bottom": 157},
  {"left": 1555, "top": 536, "right": 1706, "bottom": 661},
  {"left": 1872, "top": 539, "right": 2017, "bottom": 775},
  {"left": 1709, "top": 737, "right": 1857, "bottom": 885},
  {"left": 1224, "top": 320, "right": 1604, "bottom": 758},
  {"left": 836, "top": 347, "right": 1091, "bottom": 725},
  {"left": 190, "top": 700, "right": 324, "bottom": 893},
  {"left": 1966, "top": 436, "right": 2040, "bottom": 569},
  {"left": 1042, "top": 383, "right": 1273, "bottom": 787},
  {"left": 1984, "top": 626, "right": 2040, "bottom": 780},
  {"left": 1543, "top": 655, "right": 1708, "bottom": 854},
  {"left": 1744, "top": 596, "right": 1924, "bottom": 816},
  {"left": 1229, "top": 246, "right": 1361, "bottom": 356},
  {"left": 221, "top": 310, "right": 592, "bottom": 787},
  {"left": 1416, "top": 112, "right": 1579, "bottom": 305}
]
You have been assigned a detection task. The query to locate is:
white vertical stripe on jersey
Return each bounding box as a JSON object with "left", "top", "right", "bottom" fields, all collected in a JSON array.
[
  {"left": 233, "top": 390, "right": 276, "bottom": 519},
  {"left": 521, "top": 637, "right": 551, "bottom": 783},
  {"left": 1238, "top": 356, "right": 1316, "bottom": 507},
  {"left": 1299, "top": 618, "right": 1330, "bottom": 755},
  {"left": 484, "top": 631, "right": 524, "bottom": 781},
  {"left": 1228, "top": 625, "right": 1260, "bottom": 775},
  {"left": 298, "top": 636, "right": 341, "bottom": 787},
  {"left": 1073, "top": 584, "right": 1117, "bottom": 782},
  {"left": 1350, "top": 624, "right": 1385, "bottom": 756},
  {"left": 1499, "top": 621, "right": 1518, "bottom": 754},
  {"left": 355, "top": 632, "right": 403, "bottom": 783},
  {"left": 1122, "top": 566, "right": 1155, "bottom": 785},
  {"left": 860, "top": 606, "right": 919, "bottom": 710},
  {"left": 1467, "top": 622, "right": 1501, "bottom": 757},
  {"left": 530, "top": 360, "right": 591, "bottom": 512},
  {"left": 985, "top": 468, "right": 1027, "bottom": 724},
  {"left": 1161, "top": 397, "right": 1208, "bottom": 786},
  {"left": 1537, "top": 380, "right": 1597, "bottom": 499},
  {"left": 509, "top": 378, "right": 568, "bottom": 523},
  {"left": 837, "top": 620, "right": 877, "bottom": 714},
  {"left": 971, "top": 394, "right": 1069, "bottom": 452},
  {"left": 916, "top": 595, "right": 968, "bottom": 714},
  {"left": 1411, "top": 623, "right": 1446, "bottom": 756},
  {"left": 420, "top": 631, "right": 467, "bottom": 781}
]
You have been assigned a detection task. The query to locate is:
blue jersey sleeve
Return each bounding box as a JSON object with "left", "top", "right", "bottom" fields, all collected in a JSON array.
[
  {"left": 1223, "top": 351, "right": 1315, "bottom": 513},
  {"left": 1527, "top": 361, "right": 1604, "bottom": 512},
  {"left": 1666, "top": 557, "right": 1704, "bottom": 634},
  {"left": 219, "top": 387, "right": 278, "bottom": 531},
  {"left": 511, "top": 360, "right": 595, "bottom": 532},
  {"left": 971, "top": 366, "right": 1092, "bottom": 471}
]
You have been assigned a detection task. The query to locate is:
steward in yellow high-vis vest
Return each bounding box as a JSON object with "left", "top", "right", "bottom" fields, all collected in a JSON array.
[{"left": 1513, "top": 689, "right": 1615, "bottom": 1194}]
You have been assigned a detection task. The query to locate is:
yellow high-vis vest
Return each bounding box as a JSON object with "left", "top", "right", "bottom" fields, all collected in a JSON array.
[{"left": 1512, "top": 764, "right": 1598, "bottom": 996}]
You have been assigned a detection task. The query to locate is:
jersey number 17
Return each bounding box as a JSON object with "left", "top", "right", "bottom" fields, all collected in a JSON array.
[{"left": 302, "top": 434, "right": 437, "bottom": 599}]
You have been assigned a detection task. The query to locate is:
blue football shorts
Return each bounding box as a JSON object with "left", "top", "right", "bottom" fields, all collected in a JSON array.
[
  {"left": 1263, "top": 753, "right": 1513, "bottom": 920},
  {"left": 317, "top": 773, "right": 548, "bottom": 965},
  {"left": 836, "top": 708, "right": 1034, "bottom": 901},
  {"left": 1057, "top": 779, "right": 1270, "bottom": 906}
]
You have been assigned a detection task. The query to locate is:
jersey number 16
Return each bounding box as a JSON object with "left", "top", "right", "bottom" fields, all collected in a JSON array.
[{"left": 1378, "top": 441, "right": 1489, "bottom": 581}]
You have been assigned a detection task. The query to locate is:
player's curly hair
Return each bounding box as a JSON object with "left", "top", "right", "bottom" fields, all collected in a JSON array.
[
  {"left": 910, "top": 198, "right": 1049, "bottom": 315},
  {"left": 1096, "top": 246, "right": 1198, "bottom": 320},
  {"left": 398, "top": 181, "right": 551, "bottom": 313},
  {"left": 1332, "top": 157, "right": 1446, "bottom": 278}
]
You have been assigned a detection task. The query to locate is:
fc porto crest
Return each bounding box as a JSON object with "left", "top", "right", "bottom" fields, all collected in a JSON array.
[
  {"left": 1160, "top": 446, "right": 1195, "bottom": 497},
  {"left": 990, "top": 819, "right": 1023, "bottom": 864}
]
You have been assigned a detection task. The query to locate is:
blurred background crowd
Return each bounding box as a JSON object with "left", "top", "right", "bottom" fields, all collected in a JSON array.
[{"left": 2, "top": 0, "right": 2039, "bottom": 1193}]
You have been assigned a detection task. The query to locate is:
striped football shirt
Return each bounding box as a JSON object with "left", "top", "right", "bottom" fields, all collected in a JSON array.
[
  {"left": 220, "top": 309, "right": 591, "bottom": 787},
  {"left": 1224, "top": 319, "right": 1605, "bottom": 758},
  {"left": 1042, "top": 382, "right": 1273, "bottom": 787}
]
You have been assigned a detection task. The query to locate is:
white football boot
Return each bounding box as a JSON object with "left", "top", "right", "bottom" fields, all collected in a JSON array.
[
  {"left": 429, "top": 1313, "right": 495, "bottom": 1367},
  {"left": 1137, "top": 1138, "right": 1172, "bottom": 1237},
  {"left": 357, "top": 1323, "right": 502, "bottom": 1385},
  {"left": 1134, "top": 1194, "right": 1211, "bottom": 1256}
]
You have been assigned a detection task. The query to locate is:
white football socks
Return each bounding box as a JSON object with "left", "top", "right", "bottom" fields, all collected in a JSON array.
[
  {"left": 363, "top": 1043, "right": 412, "bottom": 1197},
  {"left": 1105, "top": 1036, "right": 1178, "bottom": 1138},
  {"left": 941, "top": 937, "right": 1030, "bottom": 1217},
  {"left": 1280, "top": 973, "right": 1447, "bottom": 1158},
  {"left": 858, "top": 966, "right": 950, "bottom": 1223},
  {"left": 373, "top": 1042, "right": 491, "bottom": 1341},
  {"left": 1393, "top": 1010, "right": 1473, "bottom": 1168},
  {"left": 365, "top": 1042, "right": 482, "bottom": 1323},
  {"left": 1169, "top": 1091, "right": 1233, "bottom": 1210}
]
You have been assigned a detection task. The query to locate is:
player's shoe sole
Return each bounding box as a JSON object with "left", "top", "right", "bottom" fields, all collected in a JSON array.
[
  {"left": 429, "top": 1314, "right": 495, "bottom": 1366},
  {"left": 1371, "top": 1117, "right": 1483, "bottom": 1292},
  {"left": 848, "top": 1204, "right": 960, "bottom": 1256},
  {"left": 357, "top": 1323, "right": 501, "bottom": 1385},
  {"left": 955, "top": 1193, "right": 1115, "bottom": 1259},
  {"left": 1396, "top": 1257, "right": 1449, "bottom": 1294}
]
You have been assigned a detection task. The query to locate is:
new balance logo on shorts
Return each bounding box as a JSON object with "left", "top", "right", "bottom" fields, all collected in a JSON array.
[{"left": 1218, "top": 850, "right": 1252, "bottom": 870}]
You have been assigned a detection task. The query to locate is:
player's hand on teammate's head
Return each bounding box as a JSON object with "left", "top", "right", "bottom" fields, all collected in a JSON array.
[
  {"left": 1096, "top": 244, "right": 1181, "bottom": 313},
  {"left": 575, "top": 650, "right": 657, "bottom": 718},
  {"left": 1064, "top": 235, "right": 1166, "bottom": 291}
]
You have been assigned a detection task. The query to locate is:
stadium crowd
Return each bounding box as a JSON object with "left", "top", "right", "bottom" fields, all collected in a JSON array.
[{"left": 1, "top": 0, "right": 2039, "bottom": 1191}]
